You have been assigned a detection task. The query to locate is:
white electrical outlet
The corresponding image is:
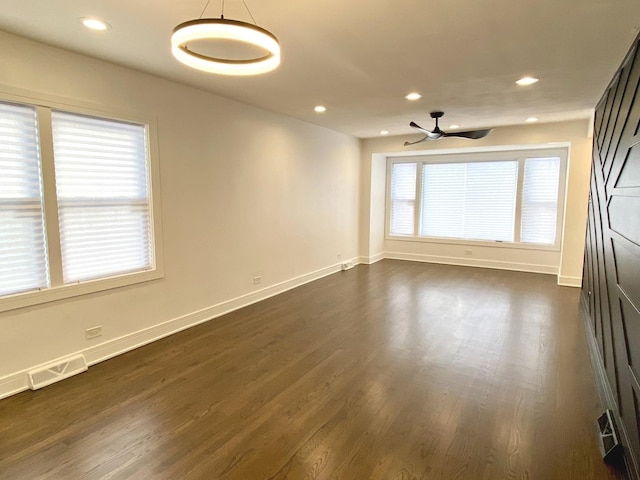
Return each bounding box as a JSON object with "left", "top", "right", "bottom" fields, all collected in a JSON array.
[
  {"left": 337, "top": 253, "right": 342, "bottom": 260},
  {"left": 253, "top": 276, "right": 262, "bottom": 285},
  {"left": 85, "top": 326, "right": 102, "bottom": 340},
  {"left": 464, "top": 249, "right": 473, "bottom": 256}
]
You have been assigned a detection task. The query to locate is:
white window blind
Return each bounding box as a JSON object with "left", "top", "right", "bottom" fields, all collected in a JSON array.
[
  {"left": 420, "top": 163, "right": 465, "bottom": 238},
  {"left": 51, "top": 111, "right": 152, "bottom": 283},
  {"left": 0, "top": 102, "right": 48, "bottom": 296},
  {"left": 389, "top": 163, "right": 416, "bottom": 235},
  {"left": 521, "top": 157, "right": 560, "bottom": 244},
  {"left": 420, "top": 161, "right": 517, "bottom": 242}
]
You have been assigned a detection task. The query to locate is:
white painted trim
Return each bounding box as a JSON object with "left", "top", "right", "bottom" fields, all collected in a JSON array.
[
  {"left": 587, "top": 109, "right": 595, "bottom": 139},
  {"left": 358, "top": 253, "right": 385, "bottom": 265},
  {"left": 0, "top": 270, "right": 164, "bottom": 313},
  {"left": 0, "top": 261, "right": 345, "bottom": 401},
  {"left": 557, "top": 276, "right": 582, "bottom": 288},
  {"left": 384, "top": 251, "right": 558, "bottom": 275},
  {"left": 385, "top": 142, "right": 572, "bottom": 158},
  {"left": 0, "top": 374, "right": 29, "bottom": 400}
]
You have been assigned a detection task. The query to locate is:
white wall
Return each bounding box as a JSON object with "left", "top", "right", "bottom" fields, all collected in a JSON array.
[
  {"left": 0, "top": 31, "right": 361, "bottom": 396},
  {"left": 359, "top": 120, "right": 593, "bottom": 286}
]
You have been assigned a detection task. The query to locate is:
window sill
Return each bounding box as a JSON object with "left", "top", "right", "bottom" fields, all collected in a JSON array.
[
  {"left": 0, "top": 268, "right": 164, "bottom": 313},
  {"left": 385, "top": 234, "right": 561, "bottom": 252}
]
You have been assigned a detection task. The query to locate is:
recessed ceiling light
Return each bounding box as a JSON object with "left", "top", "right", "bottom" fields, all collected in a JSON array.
[
  {"left": 380, "top": 130, "right": 389, "bottom": 135},
  {"left": 449, "top": 124, "right": 461, "bottom": 129},
  {"left": 405, "top": 92, "right": 422, "bottom": 101},
  {"left": 80, "top": 18, "right": 110, "bottom": 31},
  {"left": 516, "top": 76, "right": 539, "bottom": 86},
  {"left": 526, "top": 117, "right": 538, "bottom": 123},
  {"left": 314, "top": 105, "right": 326, "bottom": 113}
]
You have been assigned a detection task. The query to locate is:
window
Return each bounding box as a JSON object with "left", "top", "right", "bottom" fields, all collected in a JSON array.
[
  {"left": 387, "top": 148, "right": 566, "bottom": 248},
  {"left": 52, "top": 112, "right": 152, "bottom": 283},
  {"left": 520, "top": 157, "right": 561, "bottom": 244},
  {"left": 420, "top": 161, "right": 518, "bottom": 241},
  {"left": 0, "top": 103, "right": 48, "bottom": 296},
  {"left": 389, "top": 163, "right": 416, "bottom": 235},
  {"left": 0, "top": 98, "right": 160, "bottom": 310}
]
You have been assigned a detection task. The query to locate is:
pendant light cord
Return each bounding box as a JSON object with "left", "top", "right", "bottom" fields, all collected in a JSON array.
[
  {"left": 199, "top": 0, "right": 212, "bottom": 18},
  {"left": 198, "top": 0, "right": 256, "bottom": 24},
  {"left": 242, "top": 0, "right": 257, "bottom": 24}
]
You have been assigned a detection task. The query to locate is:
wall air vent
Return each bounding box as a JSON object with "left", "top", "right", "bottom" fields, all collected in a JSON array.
[{"left": 27, "top": 354, "right": 88, "bottom": 390}]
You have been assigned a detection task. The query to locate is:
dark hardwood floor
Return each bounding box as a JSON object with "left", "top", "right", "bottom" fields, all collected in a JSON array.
[{"left": 0, "top": 260, "right": 626, "bottom": 479}]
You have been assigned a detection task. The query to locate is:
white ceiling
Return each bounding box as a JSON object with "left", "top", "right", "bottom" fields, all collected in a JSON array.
[{"left": 0, "top": 0, "right": 639, "bottom": 138}]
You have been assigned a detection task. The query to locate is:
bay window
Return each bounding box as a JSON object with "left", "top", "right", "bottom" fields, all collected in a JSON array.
[{"left": 387, "top": 148, "right": 566, "bottom": 248}]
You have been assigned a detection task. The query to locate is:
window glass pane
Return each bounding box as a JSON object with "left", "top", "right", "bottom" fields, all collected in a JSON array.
[
  {"left": 521, "top": 157, "right": 560, "bottom": 244},
  {"left": 421, "top": 161, "right": 517, "bottom": 242},
  {"left": 421, "top": 163, "right": 465, "bottom": 238},
  {"left": 463, "top": 161, "right": 517, "bottom": 241},
  {"left": 389, "top": 163, "right": 416, "bottom": 235},
  {"left": 0, "top": 102, "right": 48, "bottom": 296},
  {"left": 52, "top": 111, "right": 152, "bottom": 283}
]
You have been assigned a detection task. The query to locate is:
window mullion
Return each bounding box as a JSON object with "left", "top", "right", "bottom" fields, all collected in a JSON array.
[
  {"left": 462, "top": 163, "right": 468, "bottom": 237},
  {"left": 514, "top": 157, "right": 525, "bottom": 243},
  {"left": 36, "top": 106, "right": 64, "bottom": 287},
  {"left": 414, "top": 162, "right": 423, "bottom": 236},
  {"left": 386, "top": 160, "right": 393, "bottom": 237}
]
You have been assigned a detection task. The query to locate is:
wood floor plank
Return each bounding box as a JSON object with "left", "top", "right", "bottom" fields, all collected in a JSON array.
[{"left": 0, "top": 260, "right": 626, "bottom": 479}]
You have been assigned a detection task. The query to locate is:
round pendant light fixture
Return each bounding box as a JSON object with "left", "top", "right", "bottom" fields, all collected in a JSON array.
[{"left": 171, "top": 0, "right": 280, "bottom": 76}]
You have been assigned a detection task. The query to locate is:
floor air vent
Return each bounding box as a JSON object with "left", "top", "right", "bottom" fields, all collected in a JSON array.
[
  {"left": 27, "top": 354, "right": 88, "bottom": 390},
  {"left": 598, "top": 409, "right": 623, "bottom": 463}
]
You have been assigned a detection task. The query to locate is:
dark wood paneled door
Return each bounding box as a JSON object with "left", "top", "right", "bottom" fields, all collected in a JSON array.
[{"left": 583, "top": 37, "right": 640, "bottom": 477}]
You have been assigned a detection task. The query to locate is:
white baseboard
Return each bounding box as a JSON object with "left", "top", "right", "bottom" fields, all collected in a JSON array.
[
  {"left": 0, "top": 261, "right": 346, "bottom": 401},
  {"left": 384, "top": 251, "right": 558, "bottom": 275},
  {"left": 0, "top": 374, "right": 30, "bottom": 400},
  {"left": 358, "top": 252, "right": 384, "bottom": 265},
  {"left": 557, "top": 275, "right": 582, "bottom": 288}
]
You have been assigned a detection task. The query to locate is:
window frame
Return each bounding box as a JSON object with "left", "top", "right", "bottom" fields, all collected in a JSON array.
[
  {"left": 0, "top": 89, "right": 164, "bottom": 313},
  {"left": 385, "top": 146, "right": 568, "bottom": 252}
]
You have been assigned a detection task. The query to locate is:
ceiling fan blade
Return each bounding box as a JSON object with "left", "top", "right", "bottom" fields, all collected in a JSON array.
[
  {"left": 409, "top": 121, "right": 431, "bottom": 134},
  {"left": 443, "top": 128, "right": 493, "bottom": 140},
  {"left": 404, "top": 135, "right": 429, "bottom": 146},
  {"left": 409, "top": 122, "right": 443, "bottom": 140}
]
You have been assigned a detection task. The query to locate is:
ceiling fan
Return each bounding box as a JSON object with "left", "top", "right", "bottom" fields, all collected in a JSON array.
[{"left": 404, "top": 111, "right": 493, "bottom": 146}]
